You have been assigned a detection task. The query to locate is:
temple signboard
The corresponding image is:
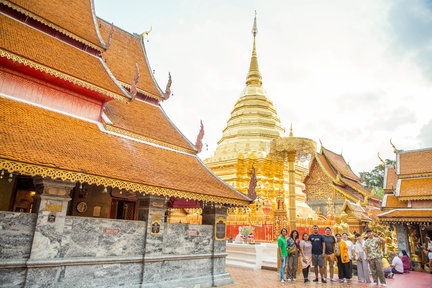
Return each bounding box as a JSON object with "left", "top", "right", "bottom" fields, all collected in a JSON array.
[
  {"left": 150, "top": 220, "right": 161, "bottom": 235},
  {"left": 215, "top": 217, "right": 226, "bottom": 241}
]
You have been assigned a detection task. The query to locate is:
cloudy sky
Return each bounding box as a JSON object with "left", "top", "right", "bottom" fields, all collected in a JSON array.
[{"left": 95, "top": 0, "right": 432, "bottom": 173}]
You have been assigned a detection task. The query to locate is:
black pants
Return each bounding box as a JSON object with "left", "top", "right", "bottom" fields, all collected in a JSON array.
[
  {"left": 302, "top": 265, "right": 310, "bottom": 279},
  {"left": 337, "top": 256, "right": 350, "bottom": 279},
  {"left": 392, "top": 268, "right": 403, "bottom": 274},
  {"left": 346, "top": 260, "right": 353, "bottom": 279}
]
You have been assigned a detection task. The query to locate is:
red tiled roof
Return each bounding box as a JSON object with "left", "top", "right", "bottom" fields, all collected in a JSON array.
[
  {"left": 322, "top": 148, "right": 360, "bottom": 181},
  {"left": 0, "top": 97, "right": 249, "bottom": 204},
  {"left": 97, "top": 18, "right": 161, "bottom": 99},
  {"left": 104, "top": 100, "right": 195, "bottom": 152},
  {"left": 0, "top": 15, "right": 125, "bottom": 98},
  {"left": 399, "top": 177, "right": 432, "bottom": 199},
  {"left": 384, "top": 195, "right": 407, "bottom": 209},
  {"left": 399, "top": 149, "right": 432, "bottom": 176},
  {"left": 6, "top": 0, "right": 104, "bottom": 49},
  {"left": 378, "top": 209, "right": 432, "bottom": 222},
  {"left": 315, "top": 153, "right": 337, "bottom": 178},
  {"left": 385, "top": 167, "right": 397, "bottom": 190}
]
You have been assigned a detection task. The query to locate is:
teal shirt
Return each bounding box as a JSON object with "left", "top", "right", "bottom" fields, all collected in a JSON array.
[{"left": 278, "top": 235, "right": 288, "bottom": 257}]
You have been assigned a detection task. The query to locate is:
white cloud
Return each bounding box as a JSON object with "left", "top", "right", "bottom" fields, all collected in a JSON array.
[{"left": 95, "top": 0, "right": 432, "bottom": 173}]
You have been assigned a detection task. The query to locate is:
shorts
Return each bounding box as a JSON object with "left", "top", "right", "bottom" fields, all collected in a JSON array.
[{"left": 312, "top": 254, "right": 324, "bottom": 267}]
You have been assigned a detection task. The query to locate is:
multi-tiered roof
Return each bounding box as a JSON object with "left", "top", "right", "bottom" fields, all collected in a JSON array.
[
  {"left": 379, "top": 147, "right": 432, "bottom": 223},
  {"left": 0, "top": 0, "right": 250, "bottom": 206}
]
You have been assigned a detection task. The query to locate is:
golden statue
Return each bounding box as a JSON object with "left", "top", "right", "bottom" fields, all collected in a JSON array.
[
  {"left": 333, "top": 214, "right": 343, "bottom": 235},
  {"left": 340, "top": 211, "right": 355, "bottom": 242},
  {"left": 385, "top": 228, "right": 395, "bottom": 254}
]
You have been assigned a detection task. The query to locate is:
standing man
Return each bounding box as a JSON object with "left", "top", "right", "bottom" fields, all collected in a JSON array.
[
  {"left": 323, "top": 227, "right": 337, "bottom": 282},
  {"left": 278, "top": 228, "right": 288, "bottom": 283},
  {"left": 364, "top": 229, "right": 387, "bottom": 287},
  {"left": 309, "top": 225, "right": 327, "bottom": 283}
]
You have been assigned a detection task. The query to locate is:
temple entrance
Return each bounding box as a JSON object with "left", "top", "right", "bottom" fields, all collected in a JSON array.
[{"left": 110, "top": 199, "right": 136, "bottom": 220}]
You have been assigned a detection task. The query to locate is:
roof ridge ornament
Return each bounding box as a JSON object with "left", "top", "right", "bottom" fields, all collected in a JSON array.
[
  {"left": 141, "top": 26, "right": 152, "bottom": 40},
  {"left": 195, "top": 120, "right": 205, "bottom": 153},
  {"left": 129, "top": 63, "right": 140, "bottom": 102},
  {"left": 390, "top": 138, "right": 398, "bottom": 154},
  {"left": 289, "top": 123, "right": 293, "bottom": 136},
  {"left": 105, "top": 22, "right": 114, "bottom": 50},
  {"left": 377, "top": 152, "right": 386, "bottom": 167},
  {"left": 163, "top": 72, "right": 172, "bottom": 100},
  {"left": 245, "top": 11, "right": 262, "bottom": 87}
]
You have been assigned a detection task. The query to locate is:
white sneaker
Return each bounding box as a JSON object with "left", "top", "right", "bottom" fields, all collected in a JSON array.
[
  {"left": 331, "top": 278, "right": 338, "bottom": 282},
  {"left": 343, "top": 279, "right": 347, "bottom": 283},
  {"left": 287, "top": 278, "right": 291, "bottom": 281},
  {"left": 281, "top": 279, "right": 284, "bottom": 283},
  {"left": 292, "top": 278, "right": 296, "bottom": 281},
  {"left": 381, "top": 284, "right": 387, "bottom": 287},
  {"left": 373, "top": 282, "right": 378, "bottom": 285}
]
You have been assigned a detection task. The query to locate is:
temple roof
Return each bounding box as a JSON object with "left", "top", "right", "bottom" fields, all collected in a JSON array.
[
  {"left": 384, "top": 166, "right": 397, "bottom": 190},
  {"left": 315, "top": 153, "right": 336, "bottom": 178},
  {"left": 378, "top": 208, "right": 432, "bottom": 223},
  {"left": 97, "top": 18, "right": 162, "bottom": 100},
  {"left": 103, "top": 99, "right": 195, "bottom": 153},
  {"left": 399, "top": 148, "right": 432, "bottom": 176},
  {"left": 382, "top": 194, "right": 408, "bottom": 210},
  {"left": 0, "top": 97, "right": 250, "bottom": 206},
  {"left": 397, "top": 177, "right": 432, "bottom": 200},
  {"left": 321, "top": 147, "right": 361, "bottom": 181},
  {"left": 3, "top": 0, "right": 105, "bottom": 51},
  {"left": 0, "top": 14, "right": 126, "bottom": 100}
]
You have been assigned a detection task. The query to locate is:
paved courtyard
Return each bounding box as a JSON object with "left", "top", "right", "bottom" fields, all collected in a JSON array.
[{"left": 221, "top": 266, "right": 432, "bottom": 288}]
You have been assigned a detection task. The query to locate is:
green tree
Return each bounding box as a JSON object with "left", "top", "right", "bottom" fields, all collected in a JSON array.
[{"left": 359, "top": 159, "right": 395, "bottom": 198}]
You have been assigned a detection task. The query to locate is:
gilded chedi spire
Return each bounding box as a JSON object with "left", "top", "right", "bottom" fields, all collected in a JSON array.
[{"left": 246, "top": 12, "right": 262, "bottom": 87}]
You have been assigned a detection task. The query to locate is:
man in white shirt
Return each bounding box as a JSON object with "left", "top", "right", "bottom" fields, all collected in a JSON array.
[{"left": 389, "top": 252, "right": 403, "bottom": 274}]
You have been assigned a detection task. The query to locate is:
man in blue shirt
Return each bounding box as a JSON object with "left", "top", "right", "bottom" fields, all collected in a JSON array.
[{"left": 309, "top": 225, "right": 326, "bottom": 283}]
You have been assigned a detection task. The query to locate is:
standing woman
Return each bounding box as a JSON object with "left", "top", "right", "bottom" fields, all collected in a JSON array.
[
  {"left": 300, "top": 232, "right": 313, "bottom": 283},
  {"left": 278, "top": 228, "right": 288, "bottom": 283},
  {"left": 354, "top": 233, "right": 371, "bottom": 283},
  {"left": 287, "top": 230, "right": 300, "bottom": 282},
  {"left": 335, "top": 233, "right": 350, "bottom": 283}
]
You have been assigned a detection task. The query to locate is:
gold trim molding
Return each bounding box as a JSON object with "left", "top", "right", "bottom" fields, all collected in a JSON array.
[
  {"left": 0, "top": 49, "right": 127, "bottom": 102},
  {"left": 397, "top": 196, "right": 432, "bottom": 201},
  {"left": 0, "top": 158, "right": 250, "bottom": 206},
  {"left": 1, "top": 0, "right": 104, "bottom": 52},
  {"left": 379, "top": 217, "right": 432, "bottom": 223},
  {"left": 103, "top": 124, "right": 196, "bottom": 154}
]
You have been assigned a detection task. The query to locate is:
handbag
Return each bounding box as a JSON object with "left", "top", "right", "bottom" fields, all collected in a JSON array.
[{"left": 288, "top": 244, "right": 297, "bottom": 255}]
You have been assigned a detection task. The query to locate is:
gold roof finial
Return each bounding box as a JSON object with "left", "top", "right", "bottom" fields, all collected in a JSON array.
[
  {"left": 390, "top": 138, "right": 398, "bottom": 154},
  {"left": 289, "top": 123, "right": 293, "bottom": 136},
  {"left": 246, "top": 11, "right": 262, "bottom": 87},
  {"left": 377, "top": 152, "right": 385, "bottom": 167}
]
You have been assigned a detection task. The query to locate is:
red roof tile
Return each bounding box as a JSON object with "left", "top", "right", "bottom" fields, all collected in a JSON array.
[
  {"left": 399, "top": 177, "right": 432, "bottom": 199},
  {"left": 322, "top": 148, "right": 360, "bottom": 181},
  {"left": 104, "top": 99, "right": 195, "bottom": 152},
  {"left": 97, "top": 18, "right": 161, "bottom": 99},
  {"left": 385, "top": 167, "right": 397, "bottom": 190},
  {"left": 399, "top": 149, "right": 432, "bottom": 176},
  {"left": 0, "top": 97, "right": 249, "bottom": 204},
  {"left": 0, "top": 15, "right": 125, "bottom": 99},
  {"left": 6, "top": 0, "right": 104, "bottom": 49}
]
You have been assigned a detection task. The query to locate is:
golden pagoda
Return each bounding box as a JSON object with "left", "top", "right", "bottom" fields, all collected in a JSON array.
[{"left": 204, "top": 14, "right": 316, "bottom": 237}]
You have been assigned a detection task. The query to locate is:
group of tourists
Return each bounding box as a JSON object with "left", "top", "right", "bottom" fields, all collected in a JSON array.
[{"left": 278, "top": 226, "right": 412, "bottom": 285}]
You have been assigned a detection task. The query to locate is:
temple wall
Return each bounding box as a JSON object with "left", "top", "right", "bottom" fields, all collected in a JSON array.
[{"left": 0, "top": 212, "right": 229, "bottom": 288}]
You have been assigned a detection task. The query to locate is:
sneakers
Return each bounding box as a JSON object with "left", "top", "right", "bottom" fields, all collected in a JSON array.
[
  {"left": 313, "top": 278, "right": 319, "bottom": 282},
  {"left": 322, "top": 278, "right": 327, "bottom": 283},
  {"left": 343, "top": 278, "right": 347, "bottom": 283},
  {"left": 286, "top": 278, "right": 291, "bottom": 281},
  {"left": 304, "top": 279, "right": 310, "bottom": 283},
  {"left": 280, "top": 279, "right": 284, "bottom": 283},
  {"left": 331, "top": 278, "right": 338, "bottom": 282},
  {"left": 373, "top": 282, "right": 378, "bottom": 285},
  {"left": 292, "top": 278, "right": 296, "bottom": 281},
  {"left": 381, "top": 284, "right": 387, "bottom": 287}
]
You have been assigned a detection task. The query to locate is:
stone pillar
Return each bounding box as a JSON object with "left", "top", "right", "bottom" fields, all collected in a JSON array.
[
  {"left": 395, "top": 224, "right": 409, "bottom": 255},
  {"left": 138, "top": 195, "right": 167, "bottom": 285},
  {"left": 25, "top": 177, "right": 75, "bottom": 287},
  {"left": 202, "top": 205, "right": 233, "bottom": 287}
]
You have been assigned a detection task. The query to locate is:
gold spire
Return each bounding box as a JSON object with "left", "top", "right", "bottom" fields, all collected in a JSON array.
[
  {"left": 246, "top": 11, "right": 262, "bottom": 87},
  {"left": 289, "top": 123, "right": 293, "bottom": 136}
]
